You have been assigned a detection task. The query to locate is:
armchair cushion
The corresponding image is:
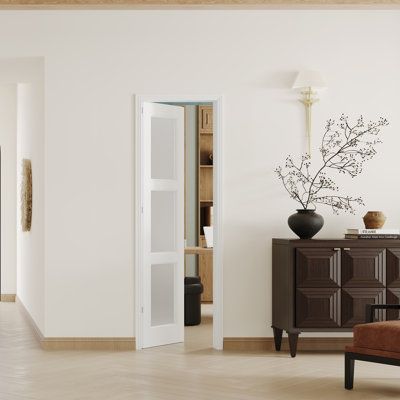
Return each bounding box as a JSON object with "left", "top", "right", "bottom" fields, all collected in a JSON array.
[{"left": 351, "top": 320, "right": 400, "bottom": 354}]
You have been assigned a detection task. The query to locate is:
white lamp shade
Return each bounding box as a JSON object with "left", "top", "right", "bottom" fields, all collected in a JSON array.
[{"left": 292, "top": 70, "right": 326, "bottom": 89}]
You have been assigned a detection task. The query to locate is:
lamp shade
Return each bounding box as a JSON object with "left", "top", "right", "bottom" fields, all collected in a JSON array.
[{"left": 292, "top": 70, "right": 326, "bottom": 89}]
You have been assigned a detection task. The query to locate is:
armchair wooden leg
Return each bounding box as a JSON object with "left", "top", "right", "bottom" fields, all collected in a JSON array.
[
  {"left": 272, "top": 326, "right": 283, "bottom": 351},
  {"left": 345, "top": 352, "right": 355, "bottom": 390}
]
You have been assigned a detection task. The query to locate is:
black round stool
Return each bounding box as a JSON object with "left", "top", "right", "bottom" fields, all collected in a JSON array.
[{"left": 184, "top": 276, "right": 204, "bottom": 326}]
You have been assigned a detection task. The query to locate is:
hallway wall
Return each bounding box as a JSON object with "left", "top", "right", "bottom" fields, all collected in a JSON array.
[
  {"left": 0, "top": 84, "right": 17, "bottom": 296},
  {"left": 0, "top": 58, "right": 46, "bottom": 332},
  {"left": 16, "top": 79, "right": 45, "bottom": 332}
]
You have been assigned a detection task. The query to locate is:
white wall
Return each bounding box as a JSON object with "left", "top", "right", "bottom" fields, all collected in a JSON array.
[
  {"left": 17, "top": 80, "right": 45, "bottom": 332},
  {"left": 0, "top": 58, "right": 46, "bottom": 332},
  {"left": 0, "top": 11, "right": 399, "bottom": 338},
  {"left": 0, "top": 84, "right": 17, "bottom": 295}
]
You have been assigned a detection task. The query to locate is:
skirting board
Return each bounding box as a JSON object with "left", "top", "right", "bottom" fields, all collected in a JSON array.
[
  {"left": 41, "top": 337, "right": 136, "bottom": 351},
  {"left": 0, "top": 294, "right": 16, "bottom": 302},
  {"left": 16, "top": 297, "right": 136, "bottom": 351},
  {"left": 223, "top": 337, "right": 353, "bottom": 351}
]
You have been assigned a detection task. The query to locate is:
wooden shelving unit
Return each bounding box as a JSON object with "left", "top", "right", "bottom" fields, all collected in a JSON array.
[{"left": 197, "top": 105, "right": 213, "bottom": 303}]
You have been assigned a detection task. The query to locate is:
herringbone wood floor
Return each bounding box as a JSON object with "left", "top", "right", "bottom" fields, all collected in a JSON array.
[{"left": 1, "top": 302, "right": 400, "bottom": 399}]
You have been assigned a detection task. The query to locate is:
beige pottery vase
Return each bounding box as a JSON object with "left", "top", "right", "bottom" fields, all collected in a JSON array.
[{"left": 363, "top": 211, "right": 386, "bottom": 229}]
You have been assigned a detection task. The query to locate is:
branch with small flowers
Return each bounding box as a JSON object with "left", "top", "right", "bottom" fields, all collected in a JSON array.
[{"left": 275, "top": 115, "right": 389, "bottom": 214}]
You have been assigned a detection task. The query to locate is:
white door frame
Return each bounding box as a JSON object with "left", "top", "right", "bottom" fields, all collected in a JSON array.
[{"left": 134, "top": 94, "right": 224, "bottom": 350}]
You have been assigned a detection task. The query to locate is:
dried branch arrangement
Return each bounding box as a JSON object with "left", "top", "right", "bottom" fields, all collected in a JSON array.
[{"left": 275, "top": 115, "right": 389, "bottom": 214}]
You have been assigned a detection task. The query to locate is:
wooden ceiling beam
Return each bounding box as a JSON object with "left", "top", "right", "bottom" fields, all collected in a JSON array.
[{"left": 0, "top": 0, "right": 399, "bottom": 8}]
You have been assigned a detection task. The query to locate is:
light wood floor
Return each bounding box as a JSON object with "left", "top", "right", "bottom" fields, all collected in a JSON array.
[{"left": 1, "top": 302, "right": 400, "bottom": 399}]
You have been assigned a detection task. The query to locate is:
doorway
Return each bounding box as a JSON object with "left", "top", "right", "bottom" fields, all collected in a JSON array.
[{"left": 135, "top": 95, "right": 223, "bottom": 350}]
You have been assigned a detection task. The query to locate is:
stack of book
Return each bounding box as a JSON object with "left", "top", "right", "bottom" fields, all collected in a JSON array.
[{"left": 345, "top": 229, "right": 400, "bottom": 239}]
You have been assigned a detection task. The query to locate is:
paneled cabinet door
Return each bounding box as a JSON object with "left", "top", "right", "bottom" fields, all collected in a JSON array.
[
  {"left": 342, "top": 288, "right": 385, "bottom": 327},
  {"left": 296, "top": 248, "right": 340, "bottom": 288},
  {"left": 341, "top": 248, "right": 385, "bottom": 288},
  {"left": 296, "top": 288, "right": 341, "bottom": 328},
  {"left": 387, "top": 288, "right": 400, "bottom": 320},
  {"left": 386, "top": 249, "right": 400, "bottom": 319},
  {"left": 387, "top": 248, "right": 400, "bottom": 287}
]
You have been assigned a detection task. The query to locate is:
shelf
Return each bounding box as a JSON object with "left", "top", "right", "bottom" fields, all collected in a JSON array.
[{"left": 198, "top": 105, "right": 213, "bottom": 303}]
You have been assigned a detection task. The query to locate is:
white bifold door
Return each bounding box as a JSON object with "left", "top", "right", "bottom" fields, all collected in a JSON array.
[{"left": 141, "top": 102, "right": 185, "bottom": 348}]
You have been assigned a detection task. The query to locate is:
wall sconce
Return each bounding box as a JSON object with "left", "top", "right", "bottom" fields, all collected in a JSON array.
[{"left": 292, "top": 70, "right": 327, "bottom": 155}]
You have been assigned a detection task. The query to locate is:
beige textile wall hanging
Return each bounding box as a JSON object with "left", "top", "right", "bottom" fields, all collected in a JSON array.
[{"left": 21, "top": 159, "right": 32, "bottom": 232}]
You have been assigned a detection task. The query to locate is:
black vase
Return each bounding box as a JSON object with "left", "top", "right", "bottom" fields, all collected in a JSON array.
[{"left": 288, "top": 209, "right": 324, "bottom": 239}]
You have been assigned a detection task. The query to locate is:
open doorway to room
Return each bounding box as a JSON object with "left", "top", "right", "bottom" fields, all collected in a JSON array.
[
  {"left": 175, "top": 103, "right": 214, "bottom": 351},
  {"left": 135, "top": 95, "right": 223, "bottom": 351}
]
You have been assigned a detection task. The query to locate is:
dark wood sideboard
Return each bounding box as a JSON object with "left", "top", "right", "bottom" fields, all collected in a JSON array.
[{"left": 272, "top": 238, "right": 400, "bottom": 357}]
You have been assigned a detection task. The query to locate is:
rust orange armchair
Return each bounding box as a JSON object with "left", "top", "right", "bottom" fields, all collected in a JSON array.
[{"left": 345, "top": 304, "right": 400, "bottom": 390}]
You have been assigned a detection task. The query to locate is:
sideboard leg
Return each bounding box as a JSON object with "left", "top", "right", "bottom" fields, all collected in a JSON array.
[
  {"left": 287, "top": 330, "right": 300, "bottom": 358},
  {"left": 271, "top": 326, "right": 283, "bottom": 351}
]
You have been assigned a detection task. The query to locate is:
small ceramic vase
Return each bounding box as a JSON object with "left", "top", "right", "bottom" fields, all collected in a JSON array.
[{"left": 363, "top": 211, "right": 386, "bottom": 229}]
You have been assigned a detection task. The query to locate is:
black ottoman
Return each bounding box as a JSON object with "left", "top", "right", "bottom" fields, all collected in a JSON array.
[{"left": 184, "top": 276, "right": 204, "bottom": 326}]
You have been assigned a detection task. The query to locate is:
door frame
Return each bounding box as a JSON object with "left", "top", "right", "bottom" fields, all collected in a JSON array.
[{"left": 134, "top": 94, "right": 224, "bottom": 350}]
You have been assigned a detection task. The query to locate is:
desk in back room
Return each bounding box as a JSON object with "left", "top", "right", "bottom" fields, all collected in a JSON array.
[{"left": 185, "top": 247, "right": 213, "bottom": 302}]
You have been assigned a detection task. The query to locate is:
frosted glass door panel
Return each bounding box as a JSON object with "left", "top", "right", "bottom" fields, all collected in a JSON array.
[
  {"left": 151, "top": 117, "right": 176, "bottom": 180},
  {"left": 151, "top": 263, "right": 175, "bottom": 326},
  {"left": 142, "top": 102, "right": 184, "bottom": 348},
  {"left": 151, "top": 191, "right": 176, "bottom": 253}
]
